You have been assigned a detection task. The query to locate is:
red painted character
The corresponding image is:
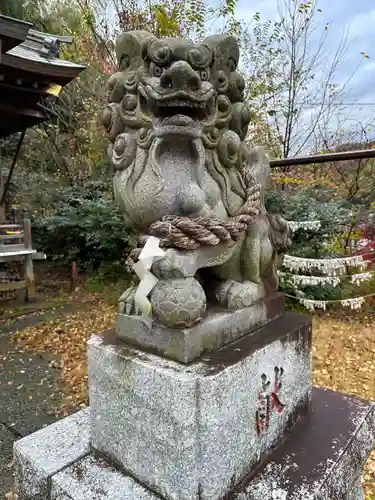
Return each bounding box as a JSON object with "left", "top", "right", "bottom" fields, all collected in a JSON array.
[{"left": 256, "top": 366, "right": 285, "bottom": 436}]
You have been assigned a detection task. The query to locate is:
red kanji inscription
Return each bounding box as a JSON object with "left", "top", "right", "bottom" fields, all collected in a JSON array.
[{"left": 256, "top": 366, "right": 285, "bottom": 436}]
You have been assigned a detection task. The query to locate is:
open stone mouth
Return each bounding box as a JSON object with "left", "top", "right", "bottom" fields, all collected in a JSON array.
[{"left": 140, "top": 95, "right": 215, "bottom": 124}]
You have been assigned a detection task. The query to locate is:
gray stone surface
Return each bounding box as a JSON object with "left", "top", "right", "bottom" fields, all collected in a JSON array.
[
  {"left": 13, "top": 388, "right": 373, "bottom": 500},
  {"left": 348, "top": 484, "right": 365, "bottom": 500},
  {"left": 240, "top": 388, "right": 375, "bottom": 500},
  {"left": 14, "top": 408, "right": 90, "bottom": 500},
  {"left": 89, "top": 313, "right": 312, "bottom": 500},
  {"left": 50, "top": 455, "right": 156, "bottom": 500},
  {"left": 116, "top": 292, "right": 285, "bottom": 363}
]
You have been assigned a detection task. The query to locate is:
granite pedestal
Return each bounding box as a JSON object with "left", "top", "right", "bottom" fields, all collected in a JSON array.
[
  {"left": 13, "top": 312, "right": 375, "bottom": 500},
  {"left": 13, "top": 388, "right": 374, "bottom": 500},
  {"left": 116, "top": 292, "right": 285, "bottom": 363},
  {"left": 89, "top": 313, "right": 311, "bottom": 500},
  {"left": 234, "top": 388, "right": 375, "bottom": 500}
]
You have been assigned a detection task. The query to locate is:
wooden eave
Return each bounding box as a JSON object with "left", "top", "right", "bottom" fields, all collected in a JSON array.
[
  {"left": 0, "top": 14, "right": 85, "bottom": 137},
  {"left": 0, "top": 50, "right": 85, "bottom": 85},
  {"left": 1, "top": 24, "right": 85, "bottom": 86},
  {"left": 0, "top": 15, "right": 31, "bottom": 53}
]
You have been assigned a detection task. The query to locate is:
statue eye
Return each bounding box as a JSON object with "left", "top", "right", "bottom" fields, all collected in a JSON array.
[
  {"left": 153, "top": 65, "right": 163, "bottom": 77},
  {"left": 199, "top": 69, "right": 209, "bottom": 81}
]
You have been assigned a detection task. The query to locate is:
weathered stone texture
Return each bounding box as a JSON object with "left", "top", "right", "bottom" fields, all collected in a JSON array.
[
  {"left": 50, "top": 455, "right": 155, "bottom": 500},
  {"left": 89, "top": 313, "right": 312, "bottom": 500},
  {"left": 240, "top": 388, "right": 375, "bottom": 500},
  {"left": 13, "top": 388, "right": 373, "bottom": 500},
  {"left": 101, "top": 30, "right": 291, "bottom": 330},
  {"left": 14, "top": 409, "right": 90, "bottom": 500},
  {"left": 116, "top": 292, "right": 285, "bottom": 363}
]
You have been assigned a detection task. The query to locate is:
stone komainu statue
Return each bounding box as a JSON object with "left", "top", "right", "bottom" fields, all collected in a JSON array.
[{"left": 100, "top": 31, "right": 291, "bottom": 328}]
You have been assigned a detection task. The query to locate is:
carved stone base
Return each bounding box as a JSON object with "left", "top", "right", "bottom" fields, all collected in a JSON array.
[
  {"left": 88, "top": 313, "right": 311, "bottom": 500},
  {"left": 238, "top": 388, "right": 375, "bottom": 500},
  {"left": 116, "top": 292, "right": 285, "bottom": 363},
  {"left": 13, "top": 389, "right": 374, "bottom": 500}
]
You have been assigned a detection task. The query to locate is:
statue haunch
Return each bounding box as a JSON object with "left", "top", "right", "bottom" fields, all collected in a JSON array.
[{"left": 100, "top": 31, "right": 291, "bottom": 329}]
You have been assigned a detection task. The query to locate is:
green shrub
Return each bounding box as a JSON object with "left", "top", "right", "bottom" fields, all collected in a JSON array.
[
  {"left": 32, "top": 180, "right": 135, "bottom": 272},
  {"left": 266, "top": 184, "right": 365, "bottom": 301}
]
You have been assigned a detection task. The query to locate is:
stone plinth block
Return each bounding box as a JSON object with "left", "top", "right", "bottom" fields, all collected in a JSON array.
[
  {"left": 50, "top": 455, "right": 155, "bottom": 500},
  {"left": 13, "top": 408, "right": 90, "bottom": 500},
  {"left": 13, "top": 389, "right": 374, "bottom": 500},
  {"left": 116, "top": 292, "right": 285, "bottom": 363},
  {"left": 237, "top": 388, "right": 375, "bottom": 500},
  {"left": 89, "top": 313, "right": 312, "bottom": 500}
]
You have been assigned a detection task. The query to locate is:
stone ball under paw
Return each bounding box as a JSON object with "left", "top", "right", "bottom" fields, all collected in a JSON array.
[{"left": 150, "top": 278, "right": 206, "bottom": 328}]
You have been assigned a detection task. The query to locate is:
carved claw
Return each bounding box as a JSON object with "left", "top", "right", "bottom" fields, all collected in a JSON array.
[
  {"left": 118, "top": 286, "right": 142, "bottom": 316},
  {"left": 215, "top": 280, "right": 266, "bottom": 309}
]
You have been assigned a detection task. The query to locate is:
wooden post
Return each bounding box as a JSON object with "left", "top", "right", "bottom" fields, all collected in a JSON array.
[
  {"left": 23, "top": 218, "right": 36, "bottom": 302},
  {"left": 23, "top": 218, "right": 32, "bottom": 250},
  {"left": 70, "top": 262, "right": 78, "bottom": 293}
]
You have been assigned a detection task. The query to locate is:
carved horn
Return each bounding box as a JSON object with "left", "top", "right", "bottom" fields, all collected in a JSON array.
[
  {"left": 115, "top": 30, "right": 156, "bottom": 69},
  {"left": 202, "top": 34, "right": 240, "bottom": 72}
]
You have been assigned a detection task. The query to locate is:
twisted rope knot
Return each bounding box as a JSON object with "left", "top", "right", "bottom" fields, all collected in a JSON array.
[{"left": 129, "top": 173, "right": 262, "bottom": 263}]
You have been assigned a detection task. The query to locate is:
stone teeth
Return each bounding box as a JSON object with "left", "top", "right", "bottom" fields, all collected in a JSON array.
[{"left": 159, "top": 101, "right": 206, "bottom": 108}]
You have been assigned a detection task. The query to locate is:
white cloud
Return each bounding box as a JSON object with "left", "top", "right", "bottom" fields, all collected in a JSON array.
[
  {"left": 363, "top": 61, "right": 375, "bottom": 73},
  {"left": 236, "top": 0, "right": 280, "bottom": 22},
  {"left": 348, "top": 9, "right": 375, "bottom": 38},
  {"left": 233, "top": 0, "right": 375, "bottom": 142}
]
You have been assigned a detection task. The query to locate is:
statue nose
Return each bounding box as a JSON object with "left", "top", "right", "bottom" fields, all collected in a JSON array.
[{"left": 160, "top": 61, "right": 201, "bottom": 91}]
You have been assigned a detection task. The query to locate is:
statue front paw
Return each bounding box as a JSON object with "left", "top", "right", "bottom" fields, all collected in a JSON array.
[
  {"left": 215, "top": 280, "right": 266, "bottom": 309},
  {"left": 118, "top": 286, "right": 142, "bottom": 316}
]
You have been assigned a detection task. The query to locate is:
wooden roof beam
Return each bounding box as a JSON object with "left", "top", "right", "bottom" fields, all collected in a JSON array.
[{"left": 0, "top": 15, "right": 31, "bottom": 53}]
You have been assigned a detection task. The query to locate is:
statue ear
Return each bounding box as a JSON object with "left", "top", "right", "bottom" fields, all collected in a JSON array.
[
  {"left": 202, "top": 34, "right": 240, "bottom": 72},
  {"left": 116, "top": 31, "right": 156, "bottom": 70}
]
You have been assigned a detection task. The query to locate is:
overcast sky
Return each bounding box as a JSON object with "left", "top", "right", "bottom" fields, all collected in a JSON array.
[{"left": 234, "top": 0, "right": 375, "bottom": 135}]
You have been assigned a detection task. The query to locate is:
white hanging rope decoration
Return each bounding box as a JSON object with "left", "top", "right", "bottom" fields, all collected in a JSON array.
[
  {"left": 287, "top": 220, "right": 321, "bottom": 232},
  {"left": 282, "top": 252, "right": 374, "bottom": 274},
  {"left": 285, "top": 293, "right": 374, "bottom": 312},
  {"left": 285, "top": 209, "right": 375, "bottom": 233},
  {"left": 282, "top": 213, "right": 375, "bottom": 311},
  {"left": 278, "top": 272, "right": 340, "bottom": 287},
  {"left": 286, "top": 213, "right": 358, "bottom": 232},
  {"left": 278, "top": 270, "right": 373, "bottom": 287},
  {"left": 350, "top": 272, "right": 374, "bottom": 285}
]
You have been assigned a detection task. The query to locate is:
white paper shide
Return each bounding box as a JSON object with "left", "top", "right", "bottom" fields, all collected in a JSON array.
[{"left": 133, "top": 236, "right": 165, "bottom": 318}]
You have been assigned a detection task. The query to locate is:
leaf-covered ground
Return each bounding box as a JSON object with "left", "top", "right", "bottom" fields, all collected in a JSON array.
[
  {"left": 313, "top": 314, "right": 375, "bottom": 497},
  {"left": 11, "top": 295, "right": 115, "bottom": 410},
  {"left": 10, "top": 302, "right": 375, "bottom": 497}
]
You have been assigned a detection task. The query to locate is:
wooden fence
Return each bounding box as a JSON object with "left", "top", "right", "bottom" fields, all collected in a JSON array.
[{"left": 0, "top": 218, "right": 46, "bottom": 302}]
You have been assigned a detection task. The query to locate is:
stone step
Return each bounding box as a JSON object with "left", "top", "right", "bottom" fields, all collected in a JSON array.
[{"left": 13, "top": 388, "right": 375, "bottom": 500}]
